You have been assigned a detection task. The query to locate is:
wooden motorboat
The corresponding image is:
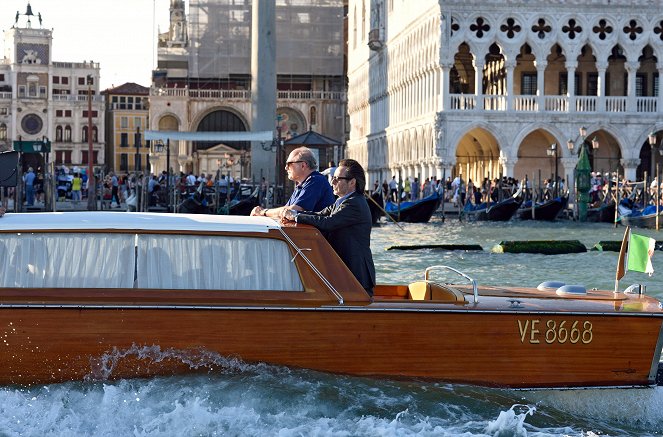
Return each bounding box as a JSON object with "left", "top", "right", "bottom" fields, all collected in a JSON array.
[
  {"left": 463, "top": 196, "right": 522, "bottom": 221},
  {"left": 517, "top": 196, "right": 568, "bottom": 221},
  {"left": 0, "top": 212, "right": 662, "bottom": 389},
  {"left": 384, "top": 191, "right": 441, "bottom": 223}
]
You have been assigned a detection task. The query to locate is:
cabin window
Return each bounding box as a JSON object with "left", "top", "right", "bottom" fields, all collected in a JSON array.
[
  {"left": 0, "top": 233, "right": 136, "bottom": 288},
  {"left": 0, "top": 233, "right": 304, "bottom": 291},
  {"left": 136, "top": 235, "right": 304, "bottom": 291}
]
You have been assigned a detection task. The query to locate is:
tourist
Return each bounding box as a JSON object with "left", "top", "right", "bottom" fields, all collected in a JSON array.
[
  {"left": 23, "top": 167, "right": 36, "bottom": 206},
  {"left": 388, "top": 176, "right": 398, "bottom": 201},
  {"left": 71, "top": 172, "right": 82, "bottom": 205},
  {"left": 281, "top": 159, "right": 375, "bottom": 296},
  {"left": 250, "top": 146, "right": 334, "bottom": 218}
]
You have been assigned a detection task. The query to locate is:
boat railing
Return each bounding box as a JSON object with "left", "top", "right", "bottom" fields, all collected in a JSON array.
[
  {"left": 277, "top": 227, "right": 344, "bottom": 305},
  {"left": 424, "top": 265, "right": 479, "bottom": 303}
]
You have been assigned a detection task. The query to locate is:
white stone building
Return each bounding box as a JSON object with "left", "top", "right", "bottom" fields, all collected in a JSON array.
[
  {"left": 347, "top": 0, "right": 663, "bottom": 189},
  {"left": 148, "top": 0, "right": 346, "bottom": 184},
  {"left": 0, "top": 6, "right": 105, "bottom": 173}
]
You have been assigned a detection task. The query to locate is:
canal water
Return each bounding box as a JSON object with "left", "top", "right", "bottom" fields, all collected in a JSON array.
[{"left": 1, "top": 217, "right": 662, "bottom": 436}]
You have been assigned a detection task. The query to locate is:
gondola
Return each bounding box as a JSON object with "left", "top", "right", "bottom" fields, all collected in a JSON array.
[
  {"left": 384, "top": 191, "right": 441, "bottom": 223},
  {"left": 366, "top": 191, "right": 384, "bottom": 224},
  {"left": 463, "top": 194, "right": 522, "bottom": 221},
  {"left": 587, "top": 200, "right": 616, "bottom": 223},
  {"left": 619, "top": 203, "right": 663, "bottom": 228},
  {"left": 517, "top": 195, "right": 568, "bottom": 221}
]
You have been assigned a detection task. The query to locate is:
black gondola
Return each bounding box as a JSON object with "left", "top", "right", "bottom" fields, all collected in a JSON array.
[
  {"left": 384, "top": 191, "right": 441, "bottom": 223},
  {"left": 586, "top": 200, "right": 616, "bottom": 223},
  {"left": 517, "top": 196, "right": 568, "bottom": 221},
  {"left": 367, "top": 191, "right": 384, "bottom": 224},
  {"left": 619, "top": 203, "right": 663, "bottom": 228},
  {"left": 463, "top": 196, "right": 522, "bottom": 221}
]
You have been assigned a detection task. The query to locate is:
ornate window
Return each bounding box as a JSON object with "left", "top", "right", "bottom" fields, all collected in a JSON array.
[
  {"left": 0, "top": 123, "right": 6, "bottom": 141},
  {"left": 593, "top": 19, "right": 613, "bottom": 40},
  {"left": 500, "top": 18, "right": 521, "bottom": 39},
  {"left": 64, "top": 125, "right": 71, "bottom": 142},
  {"left": 655, "top": 20, "right": 663, "bottom": 41},
  {"left": 562, "top": 19, "right": 582, "bottom": 40},
  {"left": 470, "top": 17, "right": 490, "bottom": 38},
  {"left": 623, "top": 19, "right": 643, "bottom": 41},
  {"left": 56, "top": 125, "right": 63, "bottom": 142},
  {"left": 531, "top": 18, "right": 551, "bottom": 39}
]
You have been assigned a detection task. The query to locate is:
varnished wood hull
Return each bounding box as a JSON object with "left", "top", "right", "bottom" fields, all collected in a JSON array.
[{"left": 1, "top": 305, "right": 660, "bottom": 388}]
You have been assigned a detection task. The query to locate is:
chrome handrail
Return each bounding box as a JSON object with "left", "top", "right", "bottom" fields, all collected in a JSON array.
[{"left": 424, "top": 265, "right": 479, "bottom": 303}]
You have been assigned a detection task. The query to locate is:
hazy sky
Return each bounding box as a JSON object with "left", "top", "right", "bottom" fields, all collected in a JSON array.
[{"left": 3, "top": 0, "right": 173, "bottom": 89}]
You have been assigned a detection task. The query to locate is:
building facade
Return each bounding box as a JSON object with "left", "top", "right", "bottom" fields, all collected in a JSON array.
[
  {"left": 0, "top": 6, "right": 105, "bottom": 173},
  {"left": 148, "top": 0, "right": 347, "bottom": 183},
  {"left": 102, "top": 83, "right": 149, "bottom": 174},
  {"left": 347, "top": 0, "right": 663, "bottom": 188}
]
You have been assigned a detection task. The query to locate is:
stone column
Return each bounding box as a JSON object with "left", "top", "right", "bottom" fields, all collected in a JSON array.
[
  {"left": 535, "top": 61, "right": 547, "bottom": 111},
  {"left": 505, "top": 59, "right": 516, "bottom": 111},
  {"left": 566, "top": 61, "right": 577, "bottom": 112},
  {"left": 621, "top": 158, "right": 640, "bottom": 182},
  {"left": 473, "top": 58, "right": 484, "bottom": 110},
  {"left": 625, "top": 61, "right": 639, "bottom": 113},
  {"left": 596, "top": 61, "right": 607, "bottom": 112},
  {"left": 658, "top": 63, "right": 663, "bottom": 114},
  {"left": 440, "top": 63, "right": 452, "bottom": 111},
  {"left": 250, "top": 0, "right": 277, "bottom": 184}
]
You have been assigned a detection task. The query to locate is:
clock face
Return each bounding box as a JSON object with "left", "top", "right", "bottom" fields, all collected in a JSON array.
[{"left": 21, "top": 114, "right": 43, "bottom": 135}]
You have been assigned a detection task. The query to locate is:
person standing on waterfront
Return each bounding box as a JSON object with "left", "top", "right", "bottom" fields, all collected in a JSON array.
[
  {"left": 282, "top": 159, "right": 376, "bottom": 296},
  {"left": 388, "top": 176, "right": 398, "bottom": 201},
  {"left": 23, "top": 167, "right": 36, "bottom": 206},
  {"left": 250, "top": 146, "right": 334, "bottom": 218},
  {"left": 71, "top": 172, "right": 82, "bottom": 205},
  {"left": 110, "top": 172, "right": 121, "bottom": 208}
]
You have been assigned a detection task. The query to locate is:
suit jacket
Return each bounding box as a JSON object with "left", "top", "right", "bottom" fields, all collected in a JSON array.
[{"left": 296, "top": 191, "right": 376, "bottom": 290}]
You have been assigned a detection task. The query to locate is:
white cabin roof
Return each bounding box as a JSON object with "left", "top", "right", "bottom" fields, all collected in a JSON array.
[{"left": 0, "top": 212, "right": 281, "bottom": 233}]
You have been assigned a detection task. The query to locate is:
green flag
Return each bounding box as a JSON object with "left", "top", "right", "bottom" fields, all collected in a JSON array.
[{"left": 627, "top": 232, "right": 655, "bottom": 276}]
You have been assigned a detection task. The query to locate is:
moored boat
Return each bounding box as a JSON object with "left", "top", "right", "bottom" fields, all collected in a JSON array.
[
  {"left": 517, "top": 195, "right": 568, "bottom": 221},
  {"left": 463, "top": 195, "right": 522, "bottom": 221},
  {"left": 587, "top": 200, "right": 616, "bottom": 223},
  {"left": 0, "top": 212, "right": 661, "bottom": 389},
  {"left": 618, "top": 203, "right": 663, "bottom": 228},
  {"left": 384, "top": 191, "right": 441, "bottom": 223}
]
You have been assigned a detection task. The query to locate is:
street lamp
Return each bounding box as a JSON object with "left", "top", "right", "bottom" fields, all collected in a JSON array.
[
  {"left": 153, "top": 139, "right": 171, "bottom": 212},
  {"left": 566, "top": 127, "right": 600, "bottom": 221},
  {"left": 547, "top": 143, "right": 559, "bottom": 198}
]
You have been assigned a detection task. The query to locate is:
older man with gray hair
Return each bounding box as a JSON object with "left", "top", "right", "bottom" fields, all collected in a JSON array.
[{"left": 251, "top": 146, "right": 334, "bottom": 218}]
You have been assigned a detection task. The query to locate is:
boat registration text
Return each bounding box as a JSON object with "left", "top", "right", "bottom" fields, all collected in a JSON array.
[{"left": 518, "top": 319, "right": 593, "bottom": 344}]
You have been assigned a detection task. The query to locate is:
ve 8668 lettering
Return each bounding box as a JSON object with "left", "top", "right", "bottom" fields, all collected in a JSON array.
[{"left": 518, "top": 319, "right": 593, "bottom": 344}]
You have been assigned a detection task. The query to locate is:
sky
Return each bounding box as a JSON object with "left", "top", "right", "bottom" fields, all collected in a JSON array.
[{"left": 3, "top": 0, "right": 173, "bottom": 90}]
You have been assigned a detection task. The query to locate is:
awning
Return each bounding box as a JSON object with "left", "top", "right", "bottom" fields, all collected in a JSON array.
[
  {"left": 283, "top": 129, "right": 341, "bottom": 147},
  {"left": 145, "top": 130, "right": 273, "bottom": 142}
]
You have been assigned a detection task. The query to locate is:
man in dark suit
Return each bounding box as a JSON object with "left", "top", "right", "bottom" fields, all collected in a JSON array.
[{"left": 282, "top": 159, "right": 376, "bottom": 296}]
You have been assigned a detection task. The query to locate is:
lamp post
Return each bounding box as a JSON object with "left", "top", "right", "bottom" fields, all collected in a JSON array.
[
  {"left": 86, "top": 74, "right": 96, "bottom": 211},
  {"left": 566, "top": 126, "right": 599, "bottom": 221},
  {"left": 649, "top": 131, "right": 658, "bottom": 183},
  {"left": 547, "top": 143, "right": 559, "bottom": 198},
  {"left": 154, "top": 139, "right": 171, "bottom": 212}
]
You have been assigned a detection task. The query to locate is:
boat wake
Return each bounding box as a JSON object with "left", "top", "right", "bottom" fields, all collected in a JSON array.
[
  {"left": 523, "top": 386, "right": 663, "bottom": 435},
  {"left": 85, "top": 344, "right": 260, "bottom": 381}
]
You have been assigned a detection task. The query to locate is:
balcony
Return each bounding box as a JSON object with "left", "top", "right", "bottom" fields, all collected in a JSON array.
[
  {"left": 0, "top": 92, "right": 11, "bottom": 100},
  {"left": 449, "top": 94, "right": 659, "bottom": 114},
  {"left": 150, "top": 87, "right": 346, "bottom": 102}
]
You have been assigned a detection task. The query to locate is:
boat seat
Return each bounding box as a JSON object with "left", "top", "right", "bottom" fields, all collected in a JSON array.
[{"left": 407, "top": 280, "right": 466, "bottom": 303}]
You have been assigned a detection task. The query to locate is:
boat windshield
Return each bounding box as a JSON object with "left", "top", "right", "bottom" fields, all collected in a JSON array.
[{"left": 0, "top": 233, "right": 304, "bottom": 291}]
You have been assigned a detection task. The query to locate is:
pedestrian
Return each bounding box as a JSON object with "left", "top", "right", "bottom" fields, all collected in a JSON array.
[{"left": 23, "top": 167, "right": 36, "bottom": 206}]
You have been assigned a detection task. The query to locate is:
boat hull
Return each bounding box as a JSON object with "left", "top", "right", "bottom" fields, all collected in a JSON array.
[
  {"left": 1, "top": 305, "right": 660, "bottom": 388},
  {"left": 620, "top": 211, "right": 663, "bottom": 228},
  {"left": 385, "top": 193, "right": 441, "bottom": 223},
  {"left": 587, "top": 201, "right": 616, "bottom": 223},
  {"left": 518, "top": 197, "right": 567, "bottom": 221},
  {"left": 467, "top": 197, "right": 522, "bottom": 221}
]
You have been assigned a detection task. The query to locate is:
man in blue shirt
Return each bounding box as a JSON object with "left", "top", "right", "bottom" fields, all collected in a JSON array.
[
  {"left": 23, "top": 167, "right": 36, "bottom": 206},
  {"left": 251, "top": 146, "right": 334, "bottom": 218}
]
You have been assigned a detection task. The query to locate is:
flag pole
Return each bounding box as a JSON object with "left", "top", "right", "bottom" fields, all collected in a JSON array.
[{"left": 615, "top": 226, "right": 630, "bottom": 293}]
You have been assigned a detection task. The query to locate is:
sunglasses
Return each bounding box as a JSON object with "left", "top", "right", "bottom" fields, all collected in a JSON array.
[
  {"left": 285, "top": 160, "right": 304, "bottom": 168},
  {"left": 332, "top": 175, "right": 353, "bottom": 182}
]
